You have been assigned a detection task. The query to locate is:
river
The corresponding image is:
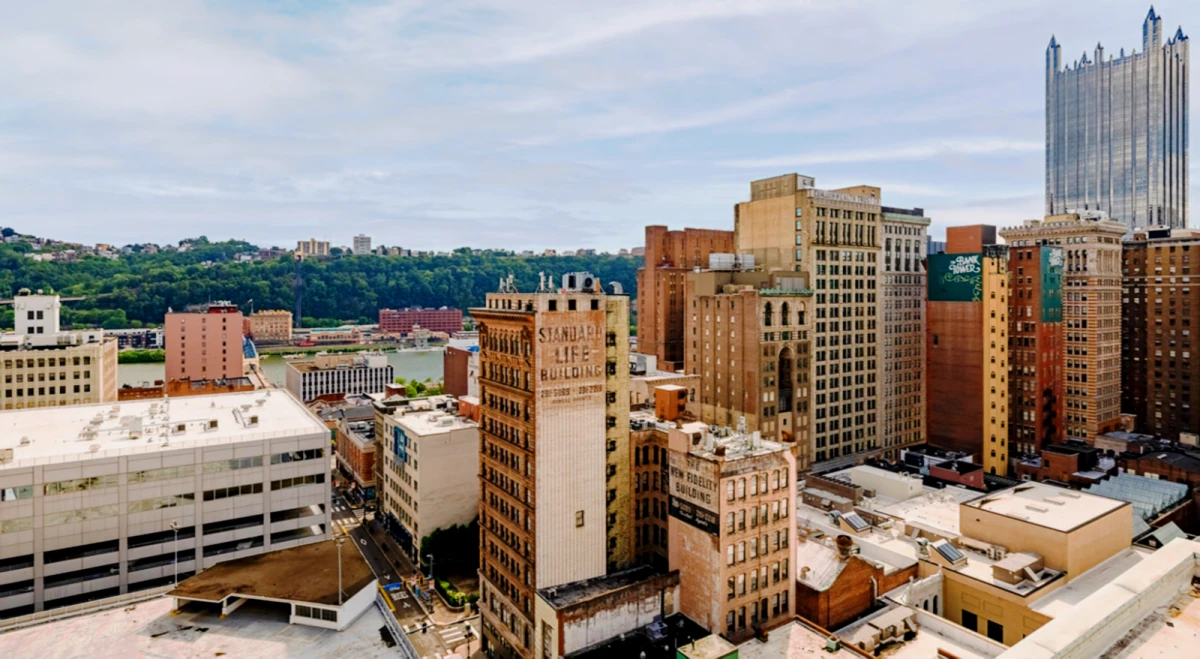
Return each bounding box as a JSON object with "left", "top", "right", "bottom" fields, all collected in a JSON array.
[{"left": 119, "top": 349, "right": 446, "bottom": 388}]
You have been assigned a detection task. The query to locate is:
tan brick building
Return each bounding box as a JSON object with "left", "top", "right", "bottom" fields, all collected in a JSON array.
[
  {"left": 734, "top": 174, "right": 882, "bottom": 468},
  {"left": 246, "top": 309, "right": 293, "bottom": 343},
  {"left": 666, "top": 423, "right": 797, "bottom": 642},
  {"left": 1121, "top": 227, "right": 1200, "bottom": 437},
  {"left": 1, "top": 290, "right": 118, "bottom": 410},
  {"left": 1001, "top": 213, "right": 1125, "bottom": 440},
  {"left": 638, "top": 226, "right": 735, "bottom": 372},
  {"left": 880, "top": 207, "right": 930, "bottom": 456},
  {"left": 472, "top": 273, "right": 630, "bottom": 658},
  {"left": 684, "top": 269, "right": 813, "bottom": 469}
]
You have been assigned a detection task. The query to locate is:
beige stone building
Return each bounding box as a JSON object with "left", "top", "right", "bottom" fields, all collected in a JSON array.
[
  {"left": 164, "top": 302, "right": 244, "bottom": 383},
  {"left": 880, "top": 208, "right": 930, "bottom": 456},
  {"left": 683, "top": 269, "right": 813, "bottom": 469},
  {"left": 666, "top": 422, "right": 797, "bottom": 643},
  {"left": 1000, "top": 213, "right": 1125, "bottom": 440},
  {"left": 374, "top": 397, "right": 479, "bottom": 560},
  {"left": 472, "top": 273, "right": 630, "bottom": 658},
  {"left": 246, "top": 310, "right": 293, "bottom": 343},
  {"left": 734, "top": 174, "right": 882, "bottom": 468},
  {"left": 295, "top": 239, "right": 330, "bottom": 258},
  {"left": 1, "top": 290, "right": 118, "bottom": 410}
]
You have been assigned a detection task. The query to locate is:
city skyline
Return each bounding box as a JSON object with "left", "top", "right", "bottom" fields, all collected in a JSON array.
[{"left": 1, "top": 2, "right": 1195, "bottom": 250}]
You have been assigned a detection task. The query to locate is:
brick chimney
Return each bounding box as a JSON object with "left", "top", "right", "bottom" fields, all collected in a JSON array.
[{"left": 836, "top": 535, "right": 854, "bottom": 561}]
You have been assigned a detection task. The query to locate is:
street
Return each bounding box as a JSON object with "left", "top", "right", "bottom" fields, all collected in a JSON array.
[{"left": 331, "top": 490, "right": 479, "bottom": 658}]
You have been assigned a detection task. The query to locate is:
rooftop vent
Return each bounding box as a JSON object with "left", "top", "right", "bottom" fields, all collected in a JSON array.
[
  {"left": 18, "top": 436, "right": 31, "bottom": 446},
  {"left": 89, "top": 444, "right": 101, "bottom": 453}
]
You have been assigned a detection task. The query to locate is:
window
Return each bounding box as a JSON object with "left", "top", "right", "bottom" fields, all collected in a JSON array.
[
  {"left": 128, "top": 465, "right": 195, "bottom": 484},
  {"left": 44, "top": 475, "right": 119, "bottom": 496},
  {"left": 987, "top": 620, "right": 1004, "bottom": 643},
  {"left": 270, "top": 473, "right": 325, "bottom": 491},
  {"left": 962, "top": 610, "right": 978, "bottom": 632},
  {"left": 270, "top": 448, "right": 324, "bottom": 464},
  {"left": 204, "top": 482, "right": 265, "bottom": 501},
  {"left": 575, "top": 511, "right": 585, "bottom": 527}
]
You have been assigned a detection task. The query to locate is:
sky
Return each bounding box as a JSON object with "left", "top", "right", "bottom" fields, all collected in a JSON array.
[{"left": 0, "top": 1, "right": 1195, "bottom": 252}]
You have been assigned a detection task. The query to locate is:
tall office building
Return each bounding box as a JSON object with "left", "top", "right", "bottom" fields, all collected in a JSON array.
[
  {"left": 1008, "top": 245, "right": 1065, "bottom": 456},
  {"left": 683, "top": 269, "right": 813, "bottom": 468},
  {"left": 1121, "top": 227, "right": 1200, "bottom": 437},
  {"left": 638, "top": 226, "right": 735, "bottom": 372},
  {"left": 735, "top": 174, "right": 882, "bottom": 469},
  {"left": 1045, "top": 8, "right": 1189, "bottom": 228},
  {"left": 352, "top": 234, "right": 372, "bottom": 256},
  {"left": 1001, "top": 213, "right": 1126, "bottom": 441},
  {"left": 473, "top": 273, "right": 629, "bottom": 658},
  {"left": 926, "top": 226, "right": 1010, "bottom": 475},
  {"left": 880, "top": 207, "right": 930, "bottom": 456},
  {"left": 0, "top": 290, "right": 118, "bottom": 410}
]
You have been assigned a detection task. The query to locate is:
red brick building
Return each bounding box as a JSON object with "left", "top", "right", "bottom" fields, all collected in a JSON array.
[
  {"left": 335, "top": 418, "right": 376, "bottom": 499},
  {"left": 443, "top": 345, "right": 477, "bottom": 398},
  {"left": 637, "top": 225, "right": 735, "bottom": 372},
  {"left": 1008, "top": 245, "right": 1065, "bottom": 456},
  {"left": 794, "top": 534, "right": 917, "bottom": 630},
  {"left": 379, "top": 307, "right": 463, "bottom": 336}
]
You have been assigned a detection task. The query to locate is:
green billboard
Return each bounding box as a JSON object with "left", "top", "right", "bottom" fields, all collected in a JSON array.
[
  {"left": 1040, "top": 247, "right": 1063, "bottom": 322},
  {"left": 928, "top": 253, "right": 983, "bottom": 302}
]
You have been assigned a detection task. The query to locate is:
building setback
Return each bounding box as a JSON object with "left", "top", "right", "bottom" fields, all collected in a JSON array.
[
  {"left": 164, "top": 302, "right": 244, "bottom": 382},
  {"left": 284, "top": 352, "right": 393, "bottom": 402},
  {"left": 0, "top": 390, "right": 331, "bottom": 618},
  {"left": 926, "top": 226, "right": 1009, "bottom": 475},
  {"left": 1121, "top": 227, "right": 1200, "bottom": 437},
  {"left": 637, "top": 226, "right": 735, "bottom": 372},
  {"left": 1008, "top": 245, "right": 1066, "bottom": 455},
  {"left": 1001, "top": 212, "right": 1126, "bottom": 441},
  {"left": 880, "top": 207, "right": 931, "bottom": 457},
  {"left": 735, "top": 174, "right": 883, "bottom": 469},
  {"left": 684, "top": 269, "right": 813, "bottom": 468},
  {"left": 1045, "top": 8, "right": 1189, "bottom": 228},
  {"left": 1, "top": 290, "right": 118, "bottom": 411},
  {"left": 472, "top": 273, "right": 630, "bottom": 658},
  {"left": 378, "top": 307, "right": 463, "bottom": 336}
]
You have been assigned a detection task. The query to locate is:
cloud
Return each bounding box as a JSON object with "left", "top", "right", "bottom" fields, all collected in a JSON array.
[
  {"left": 719, "top": 139, "right": 1044, "bottom": 169},
  {"left": 0, "top": 1, "right": 1193, "bottom": 251}
]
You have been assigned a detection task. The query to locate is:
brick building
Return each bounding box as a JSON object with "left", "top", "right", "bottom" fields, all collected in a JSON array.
[
  {"left": 734, "top": 174, "right": 884, "bottom": 470},
  {"left": 794, "top": 534, "right": 918, "bottom": 630},
  {"left": 443, "top": 343, "right": 479, "bottom": 398},
  {"left": 378, "top": 307, "right": 463, "bottom": 336},
  {"left": 472, "top": 273, "right": 630, "bottom": 658},
  {"left": 880, "top": 207, "right": 931, "bottom": 457},
  {"left": 637, "top": 225, "right": 735, "bottom": 372},
  {"left": 684, "top": 269, "right": 813, "bottom": 467},
  {"left": 165, "top": 302, "right": 244, "bottom": 382},
  {"left": 1001, "top": 212, "right": 1126, "bottom": 441},
  {"left": 629, "top": 411, "right": 681, "bottom": 572},
  {"left": 335, "top": 418, "right": 376, "bottom": 500},
  {"left": 246, "top": 309, "right": 293, "bottom": 343},
  {"left": 1121, "top": 227, "right": 1200, "bottom": 437},
  {"left": 666, "top": 423, "right": 797, "bottom": 643},
  {"left": 926, "top": 227, "right": 1010, "bottom": 475},
  {"left": 1008, "top": 245, "right": 1065, "bottom": 456}
]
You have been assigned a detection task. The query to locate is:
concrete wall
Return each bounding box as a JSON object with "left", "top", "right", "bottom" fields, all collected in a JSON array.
[{"left": 549, "top": 574, "right": 680, "bottom": 657}]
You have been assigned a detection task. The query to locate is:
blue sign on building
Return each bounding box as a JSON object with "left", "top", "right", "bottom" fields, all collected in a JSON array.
[{"left": 392, "top": 426, "right": 410, "bottom": 464}]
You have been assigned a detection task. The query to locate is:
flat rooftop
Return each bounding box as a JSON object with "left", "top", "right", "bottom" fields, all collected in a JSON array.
[
  {"left": 538, "top": 565, "right": 660, "bottom": 610},
  {"left": 836, "top": 607, "right": 1005, "bottom": 659},
  {"left": 1030, "top": 547, "right": 1154, "bottom": 619},
  {"left": 963, "top": 482, "right": 1127, "bottom": 532},
  {"left": 393, "top": 408, "right": 477, "bottom": 436},
  {"left": 0, "top": 595, "right": 395, "bottom": 658},
  {"left": 169, "top": 539, "right": 372, "bottom": 606},
  {"left": 0, "top": 390, "right": 327, "bottom": 467},
  {"left": 876, "top": 488, "right": 983, "bottom": 537}
]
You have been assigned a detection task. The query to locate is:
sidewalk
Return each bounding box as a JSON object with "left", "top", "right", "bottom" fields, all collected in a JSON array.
[{"left": 363, "top": 519, "right": 475, "bottom": 625}]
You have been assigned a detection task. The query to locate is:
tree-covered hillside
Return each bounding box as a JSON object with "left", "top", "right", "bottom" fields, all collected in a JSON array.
[{"left": 0, "top": 239, "right": 641, "bottom": 329}]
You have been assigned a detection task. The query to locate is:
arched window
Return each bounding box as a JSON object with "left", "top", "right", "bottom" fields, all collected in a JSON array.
[
  {"left": 763, "top": 302, "right": 774, "bottom": 327},
  {"left": 780, "top": 303, "right": 790, "bottom": 326}
]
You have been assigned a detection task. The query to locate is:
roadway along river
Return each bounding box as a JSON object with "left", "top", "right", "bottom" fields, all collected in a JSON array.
[{"left": 119, "top": 349, "right": 445, "bottom": 388}]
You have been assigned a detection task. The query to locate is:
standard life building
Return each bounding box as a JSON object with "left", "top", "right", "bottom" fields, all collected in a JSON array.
[
  {"left": 1045, "top": 8, "right": 1189, "bottom": 228},
  {"left": 0, "top": 390, "right": 331, "bottom": 618}
]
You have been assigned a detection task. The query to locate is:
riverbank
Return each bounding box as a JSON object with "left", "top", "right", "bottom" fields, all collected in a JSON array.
[
  {"left": 117, "top": 349, "right": 165, "bottom": 364},
  {"left": 255, "top": 343, "right": 444, "bottom": 356}
]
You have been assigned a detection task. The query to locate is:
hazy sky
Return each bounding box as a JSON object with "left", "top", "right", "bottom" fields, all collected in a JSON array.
[{"left": 1, "top": 1, "right": 1194, "bottom": 251}]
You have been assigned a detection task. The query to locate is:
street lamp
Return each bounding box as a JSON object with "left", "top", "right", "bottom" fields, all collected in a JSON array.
[
  {"left": 335, "top": 535, "right": 347, "bottom": 605},
  {"left": 170, "top": 520, "right": 180, "bottom": 585}
]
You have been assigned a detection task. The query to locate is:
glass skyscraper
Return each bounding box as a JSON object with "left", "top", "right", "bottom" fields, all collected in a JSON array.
[{"left": 1046, "top": 8, "right": 1189, "bottom": 229}]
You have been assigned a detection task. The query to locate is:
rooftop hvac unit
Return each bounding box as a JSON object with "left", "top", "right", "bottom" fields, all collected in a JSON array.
[
  {"left": 0, "top": 448, "right": 12, "bottom": 462},
  {"left": 89, "top": 444, "right": 101, "bottom": 453},
  {"left": 256, "top": 399, "right": 266, "bottom": 406},
  {"left": 18, "top": 436, "right": 31, "bottom": 446},
  {"left": 987, "top": 545, "right": 1007, "bottom": 561}
]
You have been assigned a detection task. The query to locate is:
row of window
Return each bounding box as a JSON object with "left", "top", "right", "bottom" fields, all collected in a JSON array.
[{"left": 2, "top": 356, "right": 92, "bottom": 369}]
